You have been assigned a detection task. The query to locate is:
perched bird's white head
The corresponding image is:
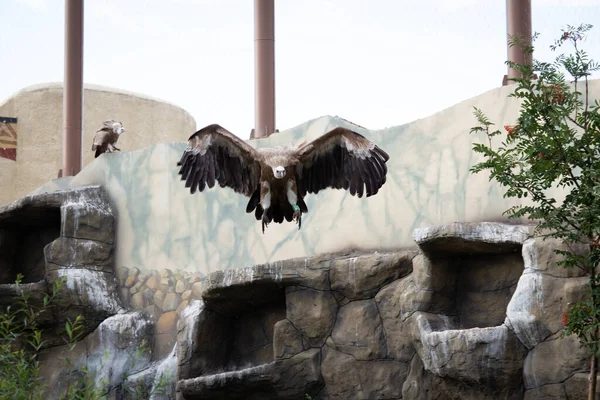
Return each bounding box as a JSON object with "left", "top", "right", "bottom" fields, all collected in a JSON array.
[
  {"left": 103, "top": 120, "right": 125, "bottom": 135},
  {"left": 113, "top": 122, "right": 125, "bottom": 135},
  {"left": 273, "top": 166, "right": 286, "bottom": 179}
]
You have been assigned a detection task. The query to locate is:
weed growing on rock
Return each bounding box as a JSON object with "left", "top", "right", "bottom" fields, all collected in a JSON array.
[{"left": 0, "top": 274, "right": 63, "bottom": 400}]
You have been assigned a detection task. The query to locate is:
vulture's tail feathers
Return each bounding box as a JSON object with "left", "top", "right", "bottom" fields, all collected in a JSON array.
[
  {"left": 283, "top": 203, "right": 294, "bottom": 222},
  {"left": 270, "top": 204, "right": 285, "bottom": 224}
]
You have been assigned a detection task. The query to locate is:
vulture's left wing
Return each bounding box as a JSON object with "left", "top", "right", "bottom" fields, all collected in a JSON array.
[
  {"left": 177, "top": 124, "right": 262, "bottom": 197},
  {"left": 92, "top": 129, "right": 108, "bottom": 150},
  {"left": 296, "top": 127, "right": 389, "bottom": 198}
]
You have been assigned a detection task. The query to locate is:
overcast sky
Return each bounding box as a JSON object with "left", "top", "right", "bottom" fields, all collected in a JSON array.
[{"left": 2, "top": 0, "right": 600, "bottom": 138}]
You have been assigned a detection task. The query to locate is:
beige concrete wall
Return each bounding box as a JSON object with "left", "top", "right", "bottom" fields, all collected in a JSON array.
[
  {"left": 0, "top": 83, "right": 196, "bottom": 206},
  {"left": 0, "top": 96, "right": 18, "bottom": 204},
  {"left": 0, "top": 157, "right": 15, "bottom": 201}
]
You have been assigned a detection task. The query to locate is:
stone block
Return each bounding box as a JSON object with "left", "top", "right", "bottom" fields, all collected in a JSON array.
[
  {"left": 286, "top": 288, "right": 338, "bottom": 347},
  {"left": 331, "top": 299, "right": 387, "bottom": 360},
  {"left": 330, "top": 250, "right": 416, "bottom": 299}
]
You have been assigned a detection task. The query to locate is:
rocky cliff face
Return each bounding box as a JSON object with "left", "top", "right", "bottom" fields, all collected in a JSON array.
[
  {"left": 0, "top": 186, "right": 123, "bottom": 343},
  {"left": 176, "top": 222, "right": 591, "bottom": 400},
  {"left": 0, "top": 186, "right": 594, "bottom": 399},
  {"left": 0, "top": 186, "right": 158, "bottom": 398}
]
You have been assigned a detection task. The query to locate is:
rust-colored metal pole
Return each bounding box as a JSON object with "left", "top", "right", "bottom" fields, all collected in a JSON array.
[
  {"left": 503, "top": 0, "right": 532, "bottom": 85},
  {"left": 253, "top": 0, "right": 275, "bottom": 138},
  {"left": 63, "top": 0, "right": 84, "bottom": 176}
]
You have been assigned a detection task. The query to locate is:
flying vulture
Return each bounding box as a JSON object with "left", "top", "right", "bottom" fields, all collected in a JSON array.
[
  {"left": 177, "top": 124, "right": 390, "bottom": 233},
  {"left": 92, "top": 120, "right": 126, "bottom": 158}
]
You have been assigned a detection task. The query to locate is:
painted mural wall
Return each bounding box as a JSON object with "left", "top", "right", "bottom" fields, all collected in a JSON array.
[{"left": 30, "top": 80, "right": 600, "bottom": 276}]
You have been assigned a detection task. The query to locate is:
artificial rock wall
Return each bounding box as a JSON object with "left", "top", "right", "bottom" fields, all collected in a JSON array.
[
  {"left": 0, "top": 186, "right": 160, "bottom": 398},
  {"left": 0, "top": 185, "right": 122, "bottom": 340},
  {"left": 0, "top": 185, "right": 594, "bottom": 399},
  {"left": 175, "top": 222, "right": 592, "bottom": 400}
]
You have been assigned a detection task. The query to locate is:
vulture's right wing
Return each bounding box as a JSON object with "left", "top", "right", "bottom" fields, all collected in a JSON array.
[
  {"left": 295, "top": 127, "right": 389, "bottom": 198},
  {"left": 177, "top": 124, "right": 262, "bottom": 197}
]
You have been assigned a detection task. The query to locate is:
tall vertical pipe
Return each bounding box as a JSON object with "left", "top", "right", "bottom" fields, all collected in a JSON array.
[
  {"left": 503, "top": 0, "right": 532, "bottom": 85},
  {"left": 63, "top": 0, "right": 84, "bottom": 176},
  {"left": 253, "top": 0, "right": 275, "bottom": 138}
]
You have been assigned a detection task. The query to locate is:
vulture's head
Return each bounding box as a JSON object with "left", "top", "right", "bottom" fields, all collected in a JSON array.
[
  {"left": 103, "top": 120, "right": 126, "bottom": 135},
  {"left": 273, "top": 166, "right": 286, "bottom": 179}
]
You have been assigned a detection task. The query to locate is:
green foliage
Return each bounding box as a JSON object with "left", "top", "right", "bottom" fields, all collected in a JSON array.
[
  {"left": 0, "top": 274, "right": 64, "bottom": 400},
  {"left": 563, "top": 275, "right": 600, "bottom": 350},
  {"left": 469, "top": 23, "right": 600, "bottom": 356},
  {"left": 0, "top": 275, "right": 171, "bottom": 399}
]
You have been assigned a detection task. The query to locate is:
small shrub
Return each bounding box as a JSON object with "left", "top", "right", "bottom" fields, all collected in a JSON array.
[{"left": 0, "top": 274, "right": 171, "bottom": 399}]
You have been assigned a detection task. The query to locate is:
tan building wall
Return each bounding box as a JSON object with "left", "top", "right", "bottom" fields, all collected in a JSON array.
[{"left": 0, "top": 83, "right": 196, "bottom": 206}]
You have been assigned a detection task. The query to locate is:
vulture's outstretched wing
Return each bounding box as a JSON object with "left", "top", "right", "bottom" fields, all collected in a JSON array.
[
  {"left": 295, "top": 127, "right": 389, "bottom": 198},
  {"left": 177, "top": 124, "right": 262, "bottom": 196}
]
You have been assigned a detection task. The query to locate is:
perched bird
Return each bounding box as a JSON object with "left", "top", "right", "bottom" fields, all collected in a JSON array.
[
  {"left": 92, "top": 120, "right": 125, "bottom": 158},
  {"left": 177, "top": 124, "right": 390, "bottom": 233}
]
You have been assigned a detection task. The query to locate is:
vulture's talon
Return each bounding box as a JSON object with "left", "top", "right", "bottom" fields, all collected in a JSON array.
[
  {"left": 293, "top": 210, "right": 302, "bottom": 229},
  {"left": 261, "top": 214, "right": 271, "bottom": 234}
]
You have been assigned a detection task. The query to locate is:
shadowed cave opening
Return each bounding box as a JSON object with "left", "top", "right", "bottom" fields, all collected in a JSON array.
[
  {"left": 429, "top": 250, "right": 524, "bottom": 329},
  {"left": 190, "top": 282, "right": 286, "bottom": 378},
  {"left": 0, "top": 205, "right": 61, "bottom": 284}
]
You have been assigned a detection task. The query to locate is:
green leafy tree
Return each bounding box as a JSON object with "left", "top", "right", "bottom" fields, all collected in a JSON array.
[{"left": 469, "top": 24, "right": 600, "bottom": 399}]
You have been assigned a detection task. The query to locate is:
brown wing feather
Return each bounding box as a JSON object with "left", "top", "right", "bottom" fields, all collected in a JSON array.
[
  {"left": 92, "top": 129, "right": 111, "bottom": 158},
  {"left": 177, "top": 124, "right": 262, "bottom": 197},
  {"left": 295, "top": 127, "right": 389, "bottom": 198}
]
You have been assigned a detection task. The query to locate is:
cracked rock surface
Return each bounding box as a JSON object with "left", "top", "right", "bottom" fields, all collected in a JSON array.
[
  {"left": 0, "top": 186, "right": 123, "bottom": 344},
  {"left": 3, "top": 189, "right": 592, "bottom": 400},
  {"left": 0, "top": 186, "right": 163, "bottom": 399},
  {"left": 176, "top": 222, "right": 592, "bottom": 400}
]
